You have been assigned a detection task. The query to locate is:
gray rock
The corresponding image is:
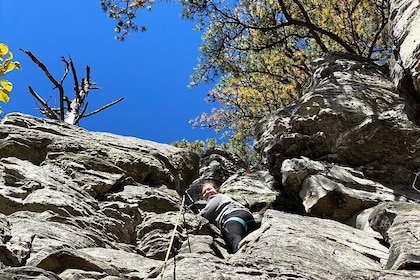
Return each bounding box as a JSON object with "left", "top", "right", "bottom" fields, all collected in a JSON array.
[
  {"left": 0, "top": 266, "right": 61, "bottom": 280},
  {"left": 220, "top": 170, "right": 279, "bottom": 219},
  {"left": 0, "top": 113, "right": 199, "bottom": 194},
  {"left": 335, "top": 269, "right": 420, "bottom": 280},
  {"left": 389, "top": 0, "right": 420, "bottom": 123},
  {"left": 3, "top": 4, "right": 420, "bottom": 277},
  {"left": 369, "top": 202, "right": 420, "bottom": 270},
  {"left": 282, "top": 157, "right": 408, "bottom": 223},
  {"left": 255, "top": 53, "right": 420, "bottom": 196},
  {"left": 156, "top": 210, "right": 389, "bottom": 279}
]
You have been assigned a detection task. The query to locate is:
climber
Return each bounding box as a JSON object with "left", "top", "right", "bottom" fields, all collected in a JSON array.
[{"left": 198, "top": 179, "right": 257, "bottom": 253}]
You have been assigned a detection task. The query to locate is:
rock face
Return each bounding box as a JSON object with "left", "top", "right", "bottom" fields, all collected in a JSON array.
[
  {"left": 251, "top": 49, "right": 420, "bottom": 278},
  {"left": 389, "top": 0, "right": 420, "bottom": 123},
  {"left": 1, "top": 2, "right": 420, "bottom": 279},
  {"left": 1, "top": 59, "right": 420, "bottom": 279},
  {"left": 255, "top": 52, "right": 420, "bottom": 194},
  {"left": 0, "top": 113, "right": 201, "bottom": 279}
]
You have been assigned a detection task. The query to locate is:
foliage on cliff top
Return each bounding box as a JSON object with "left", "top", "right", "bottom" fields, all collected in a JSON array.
[
  {"left": 101, "top": 0, "right": 390, "bottom": 160},
  {"left": 0, "top": 43, "right": 21, "bottom": 114}
]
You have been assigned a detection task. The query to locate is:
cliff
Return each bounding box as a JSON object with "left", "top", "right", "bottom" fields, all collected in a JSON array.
[{"left": 1, "top": 1, "right": 420, "bottom": 279}]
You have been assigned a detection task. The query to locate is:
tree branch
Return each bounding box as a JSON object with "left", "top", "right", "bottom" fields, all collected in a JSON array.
[
  {"left": 368, "top": 1, "right": 389, "bottom": 58},
  {"left": 58, "top": 56, "right": 71, "bottom": 119},
  {"left": 82, "top": 97, "right": 124, "bottom": 118},
  {"left": 28, "top": 86, "right": 59, "bottom": 120},
  {"left": 278, "top": 0, "right": 357, "bottom": 54},
  {"left": 20, "top": 49, "right": 61, "bottom": 87},
  {"left": 75, "top": 101, "right": 89, "bottom": 125},
  {"left": 59, "top": 56, "right": 70, "bottom": 85},
  {"left": 21, "top": 49, "right": 66, "bottom": 120},
  {"left": 65, "top": 56, "right": 79, "bottom": 97}
]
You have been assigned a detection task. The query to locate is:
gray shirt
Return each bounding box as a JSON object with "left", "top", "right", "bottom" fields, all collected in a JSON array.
[{"left": 199, "top": 193, "right": 250, "bottom": 228}]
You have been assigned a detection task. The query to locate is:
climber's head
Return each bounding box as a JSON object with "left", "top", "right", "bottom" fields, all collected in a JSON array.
[{"left": 201, "top": 180, "right": 220, "bottom": 201}]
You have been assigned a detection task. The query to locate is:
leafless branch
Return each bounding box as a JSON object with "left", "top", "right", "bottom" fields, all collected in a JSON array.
[
  {"left": 59, "top": 56, "right": 70, "bottom": 85},
  {"left": 58, "top": 57, "right": 70, "bottom": 119},
  {"left": 82, "top": 97, "right": 124, "bottom": 118},
  {"left": 20, "top": 49, "right": 61, "bottom": 87},
  {"left": 28, "top": 86, "right": 59, "bottom": 120},
  {"left": 22, "top": 49, "right": 124, "bottom": 125},
  {"left": 21, "top": 49, "right": 66, "bottom": 120},
  {"left": 68, "top": 56, "right": 79, "bottom": 95},
  {"left": 75, "top": 102, "right": 89, "bottom": 125}
]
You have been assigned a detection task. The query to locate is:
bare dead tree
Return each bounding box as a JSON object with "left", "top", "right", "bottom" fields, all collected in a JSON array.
[{"left": 20, "top": 49, "right": 124, "bottom": 125}]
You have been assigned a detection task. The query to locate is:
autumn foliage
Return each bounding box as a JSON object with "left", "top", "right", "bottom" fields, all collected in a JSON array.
[
  {"left": 184, "top": 0, "right": 390, "bottom": 157},
  {"left": 102, "top": 0, "right": 390, "bottom": 160},
  {"left": 0, "top": 43, "right": 21, "bottom": 114}
]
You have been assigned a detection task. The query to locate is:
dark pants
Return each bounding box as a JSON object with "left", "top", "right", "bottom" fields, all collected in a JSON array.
[{"left": 221, "top": 210, "right": 257, "bottom": 253}]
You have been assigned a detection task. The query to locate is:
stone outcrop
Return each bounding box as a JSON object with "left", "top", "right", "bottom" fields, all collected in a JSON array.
[
  {"left": 1, "top": 1, "right": 420, "bottom": 279},
  {"left": 251, "top": 50, "right": 420, "bottom": 279},
  {"left": 389, "top": 0, "right": 420, "bottom": 123},
  {"left": 0, "top": 114, "right": 200, "bottom": 277},
  {"left": 369, "top": 202, "right": 420, "bottom": 270},
  {"left": 255, "top": 52, "right": 420, "bottom": 195},
  {"left": 1, "top": 54, "right": 420, "bottom": 278}
]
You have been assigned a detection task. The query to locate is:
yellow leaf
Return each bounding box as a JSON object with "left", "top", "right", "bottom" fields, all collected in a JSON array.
[
  {"left": 0, "top": 43, "right": 8, "bottom": 60},
  {"left": 0, "top": 80, "right": 12, "bottom": 92},
  {"left": 0, "top": 43, "right": 8, "bottom": 54},
  {"left": 4, "top": 61, "right": 18, "bottom": 73},
  {"left": 0, "top": 88, "right": 10, "bottom": 103}
]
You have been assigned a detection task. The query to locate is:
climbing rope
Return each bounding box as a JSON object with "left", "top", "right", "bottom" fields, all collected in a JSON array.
[
  {"left": 158, "top": 194, "right": 186, "bottom": 280},
  {"left": 182, "top": 204, "right": 192, "bottom": 254},
  {"left": 412, "top": 171, "right": 420, "bottom": 194}
]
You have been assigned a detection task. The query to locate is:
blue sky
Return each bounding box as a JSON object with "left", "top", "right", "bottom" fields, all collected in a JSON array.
[{"left": 0, "top": 1, "right": 220, "bottom": 144}]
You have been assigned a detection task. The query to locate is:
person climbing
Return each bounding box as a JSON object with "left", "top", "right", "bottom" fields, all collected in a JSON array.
[{"left": 198, "top": 179, "right": 257, "bottom": 253}]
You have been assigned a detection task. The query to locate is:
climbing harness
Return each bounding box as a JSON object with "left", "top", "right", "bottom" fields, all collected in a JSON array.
[{"left": 224, "top": 216, "right": 249, "bottom": 231}]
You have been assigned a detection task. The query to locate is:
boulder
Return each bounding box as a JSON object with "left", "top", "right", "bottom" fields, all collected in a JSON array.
[
  {"left": 156, "top": 210, "right": 389, "bottom": 279},
  {"left": 255, "top": 53, "right": 420, "bottom": 196},
  {"left": 369, "top": 202, "right": 420, "bottom": 270}
]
